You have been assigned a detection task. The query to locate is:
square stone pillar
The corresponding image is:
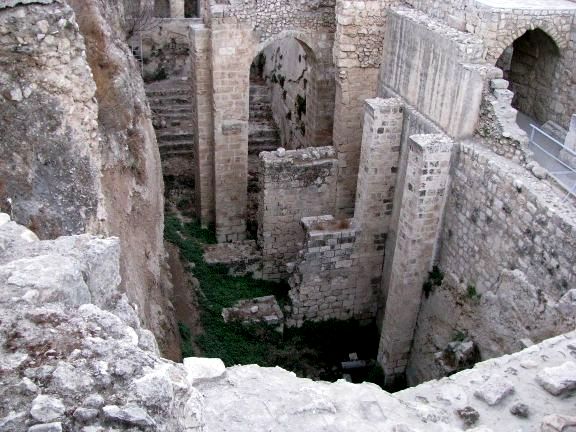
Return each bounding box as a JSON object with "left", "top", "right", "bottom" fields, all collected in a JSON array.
[
  {"left": 377, "top": 133, "right": 454, "bottom": 386},
  {"left": 190, "top": 23, "right": 215, "bottom": 227},
  {"left": 210, "top": 22, "right": 253, "bottom": 242},
  {"left": 352, "top": 97, "right": 403, "bottom": 319}
]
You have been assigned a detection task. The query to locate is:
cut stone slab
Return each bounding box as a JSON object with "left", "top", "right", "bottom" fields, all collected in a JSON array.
[
  {"left": 473, "top": 376, "right": 514, "bottom": 406},
  {"left": 536, "top": 362, "right": 576, "bottom": 396},
  {"left": 183, "top": 357, "right": 226, "bottom": 384},
  {"left": 540, "top": 414, "right": 576, "bottom": 432},
  {"left": 222, "top": 295, "right": 284, "bottom": 330}
]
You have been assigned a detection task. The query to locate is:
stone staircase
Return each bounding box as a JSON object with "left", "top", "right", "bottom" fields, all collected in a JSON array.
[
  {"left": 145, "top": 79, "right": 194, "bottom": 159},
  {"left": 249, "top": 80, "right": 280, "bottom": 155}
]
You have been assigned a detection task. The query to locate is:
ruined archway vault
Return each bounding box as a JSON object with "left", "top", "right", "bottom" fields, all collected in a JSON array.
[{"left": 190, "top": 4, "right": 336, "bottom": 242}]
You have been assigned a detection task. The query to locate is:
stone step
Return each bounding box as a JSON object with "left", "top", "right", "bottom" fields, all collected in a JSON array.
[
  {"left": 149, "top": 96, "right": 192, "bottom": 106},
  {"left": 249, "top": 123, "right": 279, "bottom": 140},
  {"left": 152, "top": 104, "right": 194, "bottom": 114},
  {"left": 248, "top": 137, "right": 280, "bottom": 154},
  {"left": 159, "top": 142, "right": 194, "bottom": 153},
  {"left": 157, "top": 133, "right": 195, "bottom": 143},
  {"left": 146, "top": 88, "right": 190, "bottom": 98}
]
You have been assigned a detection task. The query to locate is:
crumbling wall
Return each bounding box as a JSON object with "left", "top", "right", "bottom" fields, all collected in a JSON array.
[{"left": 257, "top": 147, "right": 337, "bottom": 280}]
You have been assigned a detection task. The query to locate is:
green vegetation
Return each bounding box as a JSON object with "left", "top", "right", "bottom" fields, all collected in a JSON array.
[
  {"left": 167, "top": 214, "right": 383, "bottom": 386},
  {"left": 466, "top": 284, "right": 482, "bottom": 301},
  {"left": 423, "top": 265, "right": 444, "bottom": 298}
]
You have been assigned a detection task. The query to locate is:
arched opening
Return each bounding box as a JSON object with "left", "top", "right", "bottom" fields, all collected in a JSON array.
[
  {"left": 247, "top": 37, "right": 328, "bottom": 240},
  {"left": 496, "top": 28, "right": 560, "bottom": 125}
]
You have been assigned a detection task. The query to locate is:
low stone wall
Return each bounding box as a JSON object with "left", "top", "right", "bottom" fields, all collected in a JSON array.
[
  {"left": 257, "top": 147, "right": 337, "bottom": 280},
  {"left": 287, "top": 215, "right": 360, "bottom": 326}
]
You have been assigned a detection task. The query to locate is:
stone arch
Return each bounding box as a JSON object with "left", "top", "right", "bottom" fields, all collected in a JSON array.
[
  {"left": 492, "top": 21, "right": 566, "bottom": 62},
  {"left": 496, "top": 27, "right": 561, "bottom": 124}
]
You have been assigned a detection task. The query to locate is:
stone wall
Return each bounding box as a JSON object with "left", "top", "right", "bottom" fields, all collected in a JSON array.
[
  {"left": 139, "top": 18, "right": 195, "bottom": 80},
  {"left": 407, "top": 141, "right": 576, "bottom": 384},
  {"left": 378, "top": 7, "right": 487, "bottom": 139},
  {"left": 261, "top": 39, "right": 311, "bottom": 150},
  {"left": 404, "top": 0, "right": 576, "bottom": 128},
  {"left": 210, "top": 0, "right": 336, "bottom": 41},
  {"left": 257, "top": 147, "right": 338, "bottom": 280},
  {"left": 288, "top": 215, "right": 360, "bottom": 326}
]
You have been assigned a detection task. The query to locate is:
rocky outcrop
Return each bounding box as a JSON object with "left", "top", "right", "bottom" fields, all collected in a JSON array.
[
  {"left": 0, "top": 0, "right": 178, "bottom": 356},
  {"left": 0, "top": 0, "right": 103, "bottom": 238},
  {"left": 0, "top": 213, "right": 202, "bottom": 432}
]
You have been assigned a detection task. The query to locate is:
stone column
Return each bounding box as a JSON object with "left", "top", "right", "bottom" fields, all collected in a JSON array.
[
  {"left": 352, "top": 97, "right": 403, "bottom": 320},
  {"left": 190, "top": 23, "right": 215, "bottom": 227},
  {"left": 169, "top": 0, "right": 185, "bottom": 17},
  {"left": 210, "top": 21, "right": 253, "bottom": 242},
  {"left": 377, "top": 134, "right": 454, "bottom": 386},
  {"left": 332, "top": 0, "right": 387, "bottom": 217}
]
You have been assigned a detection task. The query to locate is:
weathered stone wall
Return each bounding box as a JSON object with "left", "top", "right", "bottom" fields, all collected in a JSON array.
[
  {"left": 378, "top": 7, "right": 486, "bottom": 139},
  {"left": 288, "top": 215, "right": 360, "bottom": 325},
  {"left": 210, "top": 0, "right": 336, "bottom": 41},
  {"left": 407, "top": 141, "right": 576, "bottom": 384},
  {"left": 139, "top": 18, "right": 195, "bottom": 80},
  {"left": 404, "top": 0, "right": 576, "bottom": 128},
  {"left": 0, "top": 1, "right": 103, "bottom": 239},
  {"left": 261, "top": 39, "right": 311, "bottom": 150},
  {"left": 258, "top": 147, "right": 338, "bottom": 280}
]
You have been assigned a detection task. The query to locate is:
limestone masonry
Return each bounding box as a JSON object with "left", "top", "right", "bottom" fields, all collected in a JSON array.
[{"left": 1, "top": 0, "right": 576, "bottom": 430}]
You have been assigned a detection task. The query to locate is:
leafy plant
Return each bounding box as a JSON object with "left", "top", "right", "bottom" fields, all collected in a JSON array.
[{"left": 423, "top": 266, "right": 444, "bottom": 298}]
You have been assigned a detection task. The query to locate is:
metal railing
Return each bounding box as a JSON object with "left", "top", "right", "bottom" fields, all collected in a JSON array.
[{"left": 528, "top": 124, "right": 576, "bottom": 201}]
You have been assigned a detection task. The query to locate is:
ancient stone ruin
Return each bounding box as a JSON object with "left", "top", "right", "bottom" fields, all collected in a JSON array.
[{"left": 1, "top": 0, "right": 576, "bottom": 430}]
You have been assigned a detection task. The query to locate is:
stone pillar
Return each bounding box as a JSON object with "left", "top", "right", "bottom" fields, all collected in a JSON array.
[
  {"left": 169, "top": 0, "right": 185, "bottom": 17},
  {"left": 210, "top": 21, "right": 253, "bottom": 242},
  {"left": 561, "top": 114, "right": 576, "bottom": 168},
  {"left": 352, "top": 97, "right": 403, "bottom": 320},
  {"left": 332, "top": 0, "right": 387, "bottom": 217},
  {"left": 190, "top": 23, "right": 215, "bottom": 227},
  {"left": 377, "top": 134, "right": 454, "bottom": 386}
]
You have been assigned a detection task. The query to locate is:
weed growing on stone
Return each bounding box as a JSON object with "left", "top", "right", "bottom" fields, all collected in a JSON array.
[
  {"left": 466, "top": 284, "right": 482, "bottom": 301},
  {"left": 423, "top": 265, "right": 444, "bottom": 298}
]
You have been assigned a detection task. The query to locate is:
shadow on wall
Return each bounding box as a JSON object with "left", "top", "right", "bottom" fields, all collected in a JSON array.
[{"left": 496, "top": 28, "right": 560, "bottom": 124}]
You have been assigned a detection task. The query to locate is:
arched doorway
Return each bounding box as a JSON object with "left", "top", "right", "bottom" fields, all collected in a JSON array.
[
  {"left": 246, "top": 36, "right": 333, "bottom": 240},
  {"left": 496, "top": 28, "right": 560, "bottom": 124}
]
